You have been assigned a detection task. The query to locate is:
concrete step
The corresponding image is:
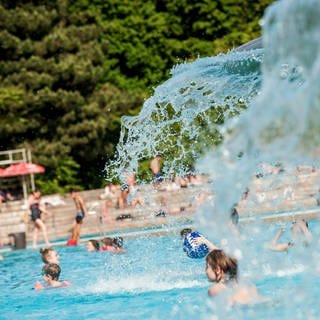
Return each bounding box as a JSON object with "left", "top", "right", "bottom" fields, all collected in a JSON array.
[
  {"left": 237, "top": 197, "right": 318, "bottom": 215},
  {"left": 2, "top": 172, "right": 320, "bottom": 247},
  {"left": 25, "top": 209, "right": 194, "bottom": 243},
  {"left": 21, "top": 184, "right": 202, "bottom": 244}
]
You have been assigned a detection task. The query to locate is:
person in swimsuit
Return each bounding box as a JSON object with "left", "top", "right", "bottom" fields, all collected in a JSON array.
[
  {"left": 269, "top": 219, "right": 313, "bottom": 252},
  {"left": 36, "top": 248, "right": 60, "bottom": 289},
  {"left": 205, "top": 249, "right": 261, "bottom": 305},
  {"left": 0, "top": 190, "right": 6, "bottom": 212},
  {"left": 28, "top": 189, "right": 51, "bottom": 249},
  {"left": 33, "top": 263, "right": 70, "bottom": 290},
  {"left": 100, "top": 237, "right": 117, "bottom": 252},
  {"left": 100, "top": 236, "right": 126, "bottom": 253},
  {"left": 67, "top": 189, "right": 88, "bottom": 245}
]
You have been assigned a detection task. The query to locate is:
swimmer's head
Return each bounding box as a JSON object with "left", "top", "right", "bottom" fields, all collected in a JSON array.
[
  {"left": 113, "top": 236, "right": 123, "bottom": 248},
  {"left": 291, "top": 219, "right": 308, "bottom": 233},
  {"left": 42, "top": 263, "right": 61, "bottom": 281},
  {"left": 40, "top": 247, "right": 59, "bottom": 264},
  {"left": 101, "top": 237, "right": 113, "bottom": 247},
  {"left": 180, "top": 228, "right": 192, "bottom": 238},
  {"left": 33, "top": 189, "right": 41, "bottom": 198},
  {"left": 87, "top": 239, "right": 100, "bottom": 251},
  {"left": 70, "top": 188, "right": 80, "bottom": 199},
  {"left": 290, "top": 219, "right": 311, "bottom": 245},
  {"left": 206, "top": 249, "right": 238, "bottom": 282}
]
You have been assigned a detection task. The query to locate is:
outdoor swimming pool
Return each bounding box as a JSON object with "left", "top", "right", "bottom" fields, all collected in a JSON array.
[
  {"left": 1, "top": 219, "right": 319, "bottom": 320},
  {"left": 1, "top": 1, "right": 320, "bottom": 317}
]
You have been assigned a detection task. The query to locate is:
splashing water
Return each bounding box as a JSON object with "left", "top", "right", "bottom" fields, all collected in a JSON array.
[
  {"left": 198, "top": 0, "right": 320, "bottom": 231},
  {"left": 106, "top": 49, "right": 263, "bottom": 180},
  {"left": 105, "top": 0, "right": 320, "bottom": 317},
  {"left": 107, "top": 0, "right": 320, "bottom": 180},
  {"left": 107, "top": 0, "right": 320, "bottom": 218}
]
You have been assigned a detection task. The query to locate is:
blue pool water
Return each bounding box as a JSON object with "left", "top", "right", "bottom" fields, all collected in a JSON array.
[
  {"left": 1, "top": 0, "right": 320, "bottom": 317},
  {"left": 1, "top": 220, "right": 319, "bottom": 320}
]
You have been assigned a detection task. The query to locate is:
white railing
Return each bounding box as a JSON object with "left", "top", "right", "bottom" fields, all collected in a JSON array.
[
  {"left": 0, "top": 148, "right": 31, "bottom": 166},
  {"left": 0, "top": 148, "right": 34, "bottom": 204}
]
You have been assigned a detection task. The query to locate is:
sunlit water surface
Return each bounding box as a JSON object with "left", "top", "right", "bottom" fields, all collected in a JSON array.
[{"left": 1, "top": 221, "right": 320, "bottom": 320}]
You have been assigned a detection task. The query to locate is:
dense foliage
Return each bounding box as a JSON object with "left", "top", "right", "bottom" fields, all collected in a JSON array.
[{"left": 0, "top": 0, "right": 273, "bottom": 193}]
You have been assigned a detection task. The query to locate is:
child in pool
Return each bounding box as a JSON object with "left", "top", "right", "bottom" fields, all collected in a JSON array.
[
  {"left": 205, "top": 249, "right": 260, "bottom": 305},
  {"left": 100, "top": 237, "right": 114, "bottom": 251},
  {"left": 112, "top": 236, "right": 126, "bottom": 254},
  {"left": 34, "top": 263, "right": 70, "bottom": 290},
  {"left": 87, "top": 239, "right": 100, "bottom": 251},
  {"left": 100, "top": 237, "right": 125, "bottom": 254},
  {"left": 40, "top": 247, "right": 60, "bottom": 264}
]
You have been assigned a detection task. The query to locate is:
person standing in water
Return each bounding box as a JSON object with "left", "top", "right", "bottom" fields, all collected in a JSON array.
[
  {"left": 67, "top": 189, "right": 88, "bottom": 245},
  {"left": 28, "top": 189, "right": 51, "bottom": 249}
]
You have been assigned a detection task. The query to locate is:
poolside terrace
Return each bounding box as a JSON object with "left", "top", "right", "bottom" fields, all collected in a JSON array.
[{"left": 0, "top": 166, "right": 319, "bottom": 250}]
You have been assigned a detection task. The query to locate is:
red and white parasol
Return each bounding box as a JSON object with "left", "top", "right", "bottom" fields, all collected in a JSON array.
[{"left": 0, "top": 162, "right": 45, "bottom": 177}]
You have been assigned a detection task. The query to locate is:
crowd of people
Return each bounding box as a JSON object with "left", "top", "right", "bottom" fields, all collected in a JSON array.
[
  {"left": 29, "top": 211, "right": 315, "bottom": 301},
  {"left": 0, "top": 165, "right": 206, "bottom": 252},
  {"left": 2, "top": 154, "right": 202, "bottom": 252},
  {"left": 33, "top": 235, "right": 126, "bottom": 290},
  {"left": 96, "top": 155, "right": 207, "bottom": 223},
  {"left": 0, "top": 159, "right": 318, "bottom": 307},
  {"left": 0, "top": 188, "right": 317, "bottom": 309},
  {"left": 87, "top": 236, "right": 125, "bottom": 253}
]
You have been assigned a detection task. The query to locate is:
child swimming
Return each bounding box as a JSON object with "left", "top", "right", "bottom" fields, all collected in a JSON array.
[
  {"left": 87, "top": 239, "right": 100, "bottom": 252},
  {"left": 34, "top": 263, "right": 70, "bottom": 290},
  {"left": 100, "top": 237, "right": 125, "bottom": 254},
  {"left": 40, "top": 247, "right": 60, "bottom": 264},
  {"left": 112, "top": 236, "right": 126, "bottom": 254},
  {"left": 205, "top": 249, "right": 260, "bottom": 305},
  {"left": 100, "top": 237, "right": 115, "bottom": 251}
]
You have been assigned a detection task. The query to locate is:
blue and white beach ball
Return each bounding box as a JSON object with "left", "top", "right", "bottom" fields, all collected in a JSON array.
[{"left": 183, "top": 231, "right": 209, "bottom": 259}]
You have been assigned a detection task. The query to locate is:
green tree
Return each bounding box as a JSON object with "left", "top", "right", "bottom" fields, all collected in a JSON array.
[
  {"left": 0, "top": 0, "right": 273, "bottom": 193},
  {"left": 0, "top": 1, "right": 143, "bottom": 192}
]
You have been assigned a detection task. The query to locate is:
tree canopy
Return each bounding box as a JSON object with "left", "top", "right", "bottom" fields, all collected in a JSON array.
[{"left": 0, "top": 0, "right": 273, "bottom": 194}]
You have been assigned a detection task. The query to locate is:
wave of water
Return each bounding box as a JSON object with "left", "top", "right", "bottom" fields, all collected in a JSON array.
[
  {"left": 104, "top": 0, "right": 320, "bottom": 317},
  {"left": 198, "top": 0, "right": 320, "bottom": 237},
  {"left": 106, "top": 49, "right": 263, "bottom": 180}
]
